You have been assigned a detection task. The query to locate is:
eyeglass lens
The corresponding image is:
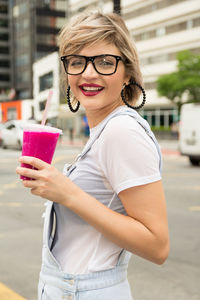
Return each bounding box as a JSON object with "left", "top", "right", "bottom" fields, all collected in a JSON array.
[{"left": 64, "top": 55, "right": 118, "bottom": 75}]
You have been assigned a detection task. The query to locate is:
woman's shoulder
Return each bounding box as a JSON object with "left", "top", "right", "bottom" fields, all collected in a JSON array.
[
  {"left": 101, "top": 114, "right": 146, "bottom": 139},
  {"left": 97, "top": 113, "right": 158, "bottom": 158}
]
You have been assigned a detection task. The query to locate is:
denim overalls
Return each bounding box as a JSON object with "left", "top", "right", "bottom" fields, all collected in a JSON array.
[{"left": 38, "top": 107, "right": 162, "bottom": 300}]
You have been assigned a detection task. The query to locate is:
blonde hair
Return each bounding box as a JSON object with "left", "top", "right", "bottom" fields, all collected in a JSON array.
[{"left": 58, "top": 10, "right": 143, "bottom": 105}]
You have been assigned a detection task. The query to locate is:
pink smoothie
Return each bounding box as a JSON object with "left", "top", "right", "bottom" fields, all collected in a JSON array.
[{"left": 20, "top": 125, "right": 61, "bottom": 180}]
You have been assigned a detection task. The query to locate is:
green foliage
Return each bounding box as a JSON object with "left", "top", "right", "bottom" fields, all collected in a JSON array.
[
  {"left": 151, "top": 126, "right": 170, "bottom": 132},
  {"left": 157, "top": 50, "right": 200, "bottom": 112}
]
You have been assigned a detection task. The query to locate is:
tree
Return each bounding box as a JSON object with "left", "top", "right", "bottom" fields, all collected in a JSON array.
[{"left": 157, "top": 50, "right": 200, "bottom": 113}]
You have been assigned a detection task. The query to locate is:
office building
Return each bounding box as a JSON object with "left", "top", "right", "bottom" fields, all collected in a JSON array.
[
  {"left": 69, "top": 0, "right": 200, "bottom": 128},
  {"left": 0, "top": 0, "right": 67, "bottom": 122},
  {"left": 11, "top": 0, "right": 66, "bottom": 100},
  {"left": 124, "top": 0, "right": 200, "bottom": 127},
  {"left": 0, "top": 1, "right": 10, "bottom": 98}
]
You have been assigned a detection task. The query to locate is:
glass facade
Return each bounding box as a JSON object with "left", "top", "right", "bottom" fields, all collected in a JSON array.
[
  {"left": 39, "top": 71, "right": 53, "bottom": 92},
  {"left": 0, "top": 1, "right": 10, "bottom": 92},
  {"left": 11, "top": 0, "right": 66, "bottom": 99}
]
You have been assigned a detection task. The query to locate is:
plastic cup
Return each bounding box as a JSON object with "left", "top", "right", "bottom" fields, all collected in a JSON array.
[{"left": 20, "top": 124, "right": 62, "bottom": 180}]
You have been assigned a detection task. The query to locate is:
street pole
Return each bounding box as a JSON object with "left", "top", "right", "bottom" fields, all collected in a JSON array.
[
  {"left": 113, "top": 0, "right": 121, "bottom": 14},
  {"left": 65, "top": 0, "right": 70, "bottom": 20}
]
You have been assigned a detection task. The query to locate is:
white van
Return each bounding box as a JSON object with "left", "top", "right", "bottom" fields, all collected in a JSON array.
[{"left": 179, "top": 103, "right": 200, "bottom": 165}]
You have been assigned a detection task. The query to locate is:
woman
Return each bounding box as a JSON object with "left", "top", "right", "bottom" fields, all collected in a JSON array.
[{"left": 16, "top": 11, "right": 169, "bottom": 300}]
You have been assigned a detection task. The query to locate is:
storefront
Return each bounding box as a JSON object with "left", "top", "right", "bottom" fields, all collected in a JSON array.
[{"left": 1, "top": 100, "right": 22, "bottom": 122}]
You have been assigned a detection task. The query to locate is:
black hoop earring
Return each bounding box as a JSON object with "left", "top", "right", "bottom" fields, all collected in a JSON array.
[
  {"left": 67, "top": 86, "right": 80, "bottom": 113},
  {"left": 121, "top": 80, "right": 146, "bottom": 110}
]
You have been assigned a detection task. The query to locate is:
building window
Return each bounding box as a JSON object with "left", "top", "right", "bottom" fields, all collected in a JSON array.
[
  {"left": 140, "top": 109, "right": 178, "bottom": 128},
  {"left": 156, "top": 27, "right": 166, "bottom": 37},
  {"left": 124, "top": 0, "right": 189, "bottom": 20},
  {"left": 133, "top": 17, "right": 200, "bottom": 42},
  {"left": 140, "top": 47, "right": 200, "bottom": 66},
  {"left": 0, "top": 19, "right": 8, "bottom": 28},
  {"left": 0, "top": 46, "right": 9, "bottom": 54},
  {"left": 15, "top": 55, "right": 29, "bottom": 67},
  {"left": 18, "top": 89, "right": 30, "bottom": 99},
  {"left": 0, "top": 4, "right": 8, "bottom": 14},
  {"left": 144, "top": 82, "right": 157, "bottom": 90},
  {"left": 186, "top": 20, "right": 193, "bottom": 29},
  {"left": 39, "top": 71, "right": 53, "bottom": 92},
  {"left": 18, "top": 2, "right": 27, "bottom": 15},
  {"left": 39, "top": 99, "right": 47, "bottom": 111},
  {"left": 0, "top": 32, "right": 9, "bottom": 41},
  {"left": 0, "top": 74, "right": 10, "bottom": 81},
  {"left": 0, "top": 60, "right": 10, "bottom": 68}
]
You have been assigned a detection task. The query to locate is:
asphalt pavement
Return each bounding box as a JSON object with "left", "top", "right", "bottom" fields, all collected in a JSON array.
[{"left": 1, "top": 136, "right": 199, "bottom": 300}]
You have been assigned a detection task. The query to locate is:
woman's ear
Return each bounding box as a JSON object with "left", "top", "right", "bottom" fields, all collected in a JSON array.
[{"left": 124, "top": 74, "right": 131, "bottom": 85}]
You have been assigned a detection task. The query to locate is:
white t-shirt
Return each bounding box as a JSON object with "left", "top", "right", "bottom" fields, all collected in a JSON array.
[{"left": 52, "top": 112, "right": 161, "bottom": 274}]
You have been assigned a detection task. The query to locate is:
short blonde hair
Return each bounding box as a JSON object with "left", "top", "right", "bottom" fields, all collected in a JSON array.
[{"left": 58, "top": 10, "right": 143, "bottom": 105}]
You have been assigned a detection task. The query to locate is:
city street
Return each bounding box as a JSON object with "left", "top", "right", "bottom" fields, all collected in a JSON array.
[{"left": 0, "top": 142, "right": 200, "bottom": 300}]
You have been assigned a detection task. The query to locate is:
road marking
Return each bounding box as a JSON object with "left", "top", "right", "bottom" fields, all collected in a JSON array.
[
  {"left": 0, "top": 158, "right": 18, "bottom": 163},
  {"left": 164, "top": 172, "right": 200, "bottom": 177},
  {"left": 0, "top": 282, "right": 27, "bottom": 300},
  {"left": 189, "top": 206, "right": 200, "bottom": 211},
  {"left": 0, "top": 202, "right": 43, "bottom": 208},
  {"left": 0, "top": 202, "right": 22, "bottom": 207},
  {"left": 166, "top": 185, "right": 200, "bottom": 191},
  {"left": 2, "top": 183, "right": 18, "bottom": 190},
  {"left": 0, "top": 181, "right": 20, "bottom": 196}
]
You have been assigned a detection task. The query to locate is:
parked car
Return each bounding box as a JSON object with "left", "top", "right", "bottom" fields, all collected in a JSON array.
[
  {"left": 0, "top": 123, "right": 5, "bottom": 146},
  {"left": 1, "top": 120, "right": 36, "bottom": 150},
  {"left": 179, "top": 103, "right": 200, "bottom": 166}
]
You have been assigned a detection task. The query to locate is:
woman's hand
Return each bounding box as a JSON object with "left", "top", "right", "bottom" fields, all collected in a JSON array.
[{"left": 16, "top": 156, "right": 77, "bottom": 205}]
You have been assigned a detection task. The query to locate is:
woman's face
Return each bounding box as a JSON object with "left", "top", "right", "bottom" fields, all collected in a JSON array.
[{"left": 68, "top": 41, "right": 129, "bottom": 117}]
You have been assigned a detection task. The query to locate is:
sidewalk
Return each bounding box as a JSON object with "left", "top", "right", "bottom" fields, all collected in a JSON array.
[
  {"left": 59, "top": 134, "right": 180, "bottom": 156},
  {"left": 158, "top": 139, "right": 180, "bottom": 156},
  {"left": 58, "top": 135, "right": 85, "bottom": 148}
]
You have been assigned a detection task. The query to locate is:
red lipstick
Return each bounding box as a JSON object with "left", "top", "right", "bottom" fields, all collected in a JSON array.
[{"left": 79, "top": 83, "right": 104, "bottom": 96}]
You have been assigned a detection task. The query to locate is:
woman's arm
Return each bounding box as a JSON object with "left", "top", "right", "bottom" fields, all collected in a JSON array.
[{"left": 16, "top": 156, "right": 169, "bottom": 265}]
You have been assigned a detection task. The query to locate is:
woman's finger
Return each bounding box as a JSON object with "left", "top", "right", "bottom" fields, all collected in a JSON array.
[
  {"left": 19, "top": 156, "right": 49, "bottom": 170},
  {"left": 22, "top": 179, "right": 38, "bottom": 188},
  {"left": 16, "top": 166, "right": 39, "bottom": 180}
]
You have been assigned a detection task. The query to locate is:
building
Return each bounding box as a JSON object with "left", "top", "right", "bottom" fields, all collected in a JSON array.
[
  {"left": 69, "top": 0, "right": 200, "bottom": 128},
  {"left": 33, "top": 51, "right": 60, "bottom": 125},
  {"left": 124, "top": 0, "right": 200, "bottom": 128},
  {"left": 0, "top": 1, "right": 10, "bottom": 97},
  {"left": 11, "top": 0, "right": 66, "bottom": 100},
  {"left": 0, "top": 0, "right": 68, "bottom": 122},
  {"left": 1, "top": 0, "right": 199, "bottom": 129}
]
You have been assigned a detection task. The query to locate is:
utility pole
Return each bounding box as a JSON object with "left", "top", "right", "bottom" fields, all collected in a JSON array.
[
  {"left": 113, "top": 0, "right": 121, "bottom": 14},
  {"left": 66, "top": 0, "right": 70, "bottom": 20}
]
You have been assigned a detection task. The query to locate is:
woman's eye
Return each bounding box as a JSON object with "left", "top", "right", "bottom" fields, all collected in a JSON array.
[
  {"left": 100, "top": 59, "right": 113, "bottom": 66},
  {"left": 70, "top": 60, "right": 84, "bottom": 66}
]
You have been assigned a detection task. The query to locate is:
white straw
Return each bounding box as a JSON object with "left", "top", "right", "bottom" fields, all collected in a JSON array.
[{"left": 41, "top": 89, "right": 53, "bottom": 125}]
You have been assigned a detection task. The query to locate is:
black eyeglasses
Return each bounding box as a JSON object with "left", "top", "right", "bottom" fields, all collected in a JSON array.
[{"left": 60, "top": 54, "right": 123, "bottom": 75}]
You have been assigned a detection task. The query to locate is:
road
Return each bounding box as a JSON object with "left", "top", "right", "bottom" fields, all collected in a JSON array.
[{"left": 0, "top": 143, "right": 200, "bottom": 300}]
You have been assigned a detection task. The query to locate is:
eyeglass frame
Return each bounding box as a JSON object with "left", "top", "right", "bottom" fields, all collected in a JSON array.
[{"left": 60, "top": 54, "right": 124, "bottom": 76}]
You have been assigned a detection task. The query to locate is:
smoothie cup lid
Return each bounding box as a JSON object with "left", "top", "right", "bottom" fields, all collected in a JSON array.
[{"left": 23, "top": 123, "right": 62, "bottom": 134}]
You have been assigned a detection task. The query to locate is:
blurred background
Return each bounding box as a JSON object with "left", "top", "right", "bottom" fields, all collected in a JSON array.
[
  {"left": 0, "top": 0, "right": 200, "bottom": 299},
  {"left": 0, "top": 0, "right": 199, "bottom": 138}
]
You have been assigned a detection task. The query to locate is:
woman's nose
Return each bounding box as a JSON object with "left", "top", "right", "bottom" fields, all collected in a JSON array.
[{"left": 82, "top": 61, "right": 98, "bottom": 78}]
